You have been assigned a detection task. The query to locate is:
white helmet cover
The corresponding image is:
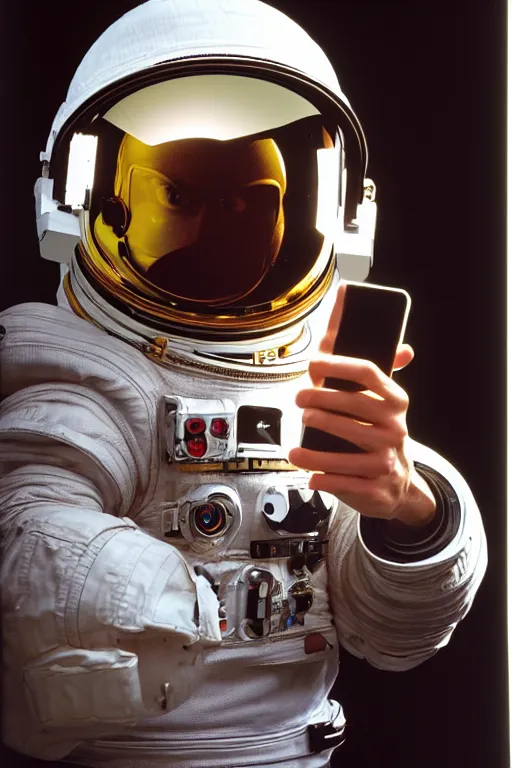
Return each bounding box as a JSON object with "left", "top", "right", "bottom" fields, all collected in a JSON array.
[{"left": 36, "top": 0, "right": 376, "bottom": 362}]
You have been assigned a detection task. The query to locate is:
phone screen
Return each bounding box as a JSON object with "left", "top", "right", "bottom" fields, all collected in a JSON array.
[
  {"left": 324, "top": 282, "right": 411, "bottom": 392},
  {"left": 301, "top": 282, "right": 411, "bottom": 453}
]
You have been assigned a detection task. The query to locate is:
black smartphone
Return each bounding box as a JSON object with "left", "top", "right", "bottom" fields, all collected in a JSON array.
[{"left": 301, "top": 281, "right": 411, "bottom": 454}]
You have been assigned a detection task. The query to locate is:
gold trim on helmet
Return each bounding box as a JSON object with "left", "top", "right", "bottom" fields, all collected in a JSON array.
[{"left": 77, "top": 219, "right": 335, "bottom": 335}]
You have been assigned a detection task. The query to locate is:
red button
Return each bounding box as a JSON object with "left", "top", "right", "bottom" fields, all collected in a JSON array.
[
  {"left": 185, "top": 417, "right": 206, "bottom": 435},
  {"left": 219, "top": 619, "right": 228, "bottom": 633},
  {"left": 304, "top": 634, "right": 328, "bottom": 655},
  {"left": 187, "top": 437, "right": 207, "bottom": 458},
  {"left": 210, "top": 418, "right": 229, "bottom": 438}
]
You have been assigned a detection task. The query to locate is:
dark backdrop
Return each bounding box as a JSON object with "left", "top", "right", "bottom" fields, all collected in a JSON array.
[{"left": 0, "top": 1, "right": 507, "bottom": 767}]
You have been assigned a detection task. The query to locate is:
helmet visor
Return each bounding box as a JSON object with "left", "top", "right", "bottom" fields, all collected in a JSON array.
[{"left": 67, "top": 75, "right": 343, "bottom": 311}]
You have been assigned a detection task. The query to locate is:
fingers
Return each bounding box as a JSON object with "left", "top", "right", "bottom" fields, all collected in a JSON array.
[
  {"left": 301, "top": 407, "right": 406, "bottom": 452},
  {"left": 308, "top": 354, "right": 410, "bottom": 407},
  {"left": 288, "top": 445, "right": 398, "bottom": 478},
  {"left": 392, "top": 343, "right": 415, "bottom": 372},
  {"left": 296, "top": 386, "right": 403, "bottom": 428}
]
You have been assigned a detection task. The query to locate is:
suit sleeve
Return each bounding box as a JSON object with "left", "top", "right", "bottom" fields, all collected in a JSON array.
[
  {"left": 326, "top": 438, "right": 487, "bottom": 671},
  {"left": 0, "top": 381, "right": 221, "bottom": 759}
]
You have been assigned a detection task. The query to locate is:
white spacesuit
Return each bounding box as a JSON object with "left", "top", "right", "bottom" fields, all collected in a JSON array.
[{"left": 0, "top": 1, "right": 487, "bottom": 767}]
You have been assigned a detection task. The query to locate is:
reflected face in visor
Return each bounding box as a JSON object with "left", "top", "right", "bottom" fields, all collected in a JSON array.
[{"left": 94, "top": 134, "right": 287, "bottom": 305}]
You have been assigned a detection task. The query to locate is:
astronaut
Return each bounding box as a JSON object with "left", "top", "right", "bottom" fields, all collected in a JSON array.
[{"left": 0, "top": 1, "right": 487, "bottom": 767}]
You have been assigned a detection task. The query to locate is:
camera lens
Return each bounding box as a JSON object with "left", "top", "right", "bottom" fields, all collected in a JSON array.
[{"left": 193, "top": 501, "right": 227, "bottom": 536}]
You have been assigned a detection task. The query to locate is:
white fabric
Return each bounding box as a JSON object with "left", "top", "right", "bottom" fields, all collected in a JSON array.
[
  {"left": 43, "top": 0, "right": 348, "bottom": 161},
  {"left": 329, "top": 439, "right": 488, "bottom": 670},
  {"left": 0, "top": 302, "right": 487, "bottom": 765}
]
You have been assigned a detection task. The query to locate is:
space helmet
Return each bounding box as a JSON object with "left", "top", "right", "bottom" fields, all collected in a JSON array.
[{"left": 36, "top": 0, "right": 376, "bottom": 376}]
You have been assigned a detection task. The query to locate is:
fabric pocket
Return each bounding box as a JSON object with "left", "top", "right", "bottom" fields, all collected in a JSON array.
[{"left": 24, "top": 648, "right": 144, "bottom": 728}]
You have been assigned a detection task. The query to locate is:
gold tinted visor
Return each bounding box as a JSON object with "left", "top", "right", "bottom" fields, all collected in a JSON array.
[
  {"left": 94, "top": 134, "right": 287, "bottom": 305},
  {"left": 70, "top": 75, "right": 343, "bottom": 335}
]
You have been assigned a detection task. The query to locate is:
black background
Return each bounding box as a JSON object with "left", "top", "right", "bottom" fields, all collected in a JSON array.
[{"left": 0, "top": 1, "right": 507, "bottom": 767}]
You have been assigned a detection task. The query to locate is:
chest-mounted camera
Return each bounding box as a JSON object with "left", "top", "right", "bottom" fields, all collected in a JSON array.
[{"left": 161, "top": 484, "right": 242, "bottom": 553}]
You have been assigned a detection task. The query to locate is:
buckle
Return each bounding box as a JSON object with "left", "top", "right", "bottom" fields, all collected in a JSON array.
[{"left": 308, "top": 720, "right": 346, "bottom": 754}]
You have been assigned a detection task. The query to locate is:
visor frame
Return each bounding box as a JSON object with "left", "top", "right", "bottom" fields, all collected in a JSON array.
[
  {"left": 49, "top": 55, "right": 368, "bottom": 228},
  {"left": 48, "top": 56, "right": 367, "bottom": 342}
]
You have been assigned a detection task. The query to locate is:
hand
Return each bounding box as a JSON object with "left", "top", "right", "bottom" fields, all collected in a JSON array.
[{"left": 288, "top": 282, "right": 437, "bottom": 526}]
